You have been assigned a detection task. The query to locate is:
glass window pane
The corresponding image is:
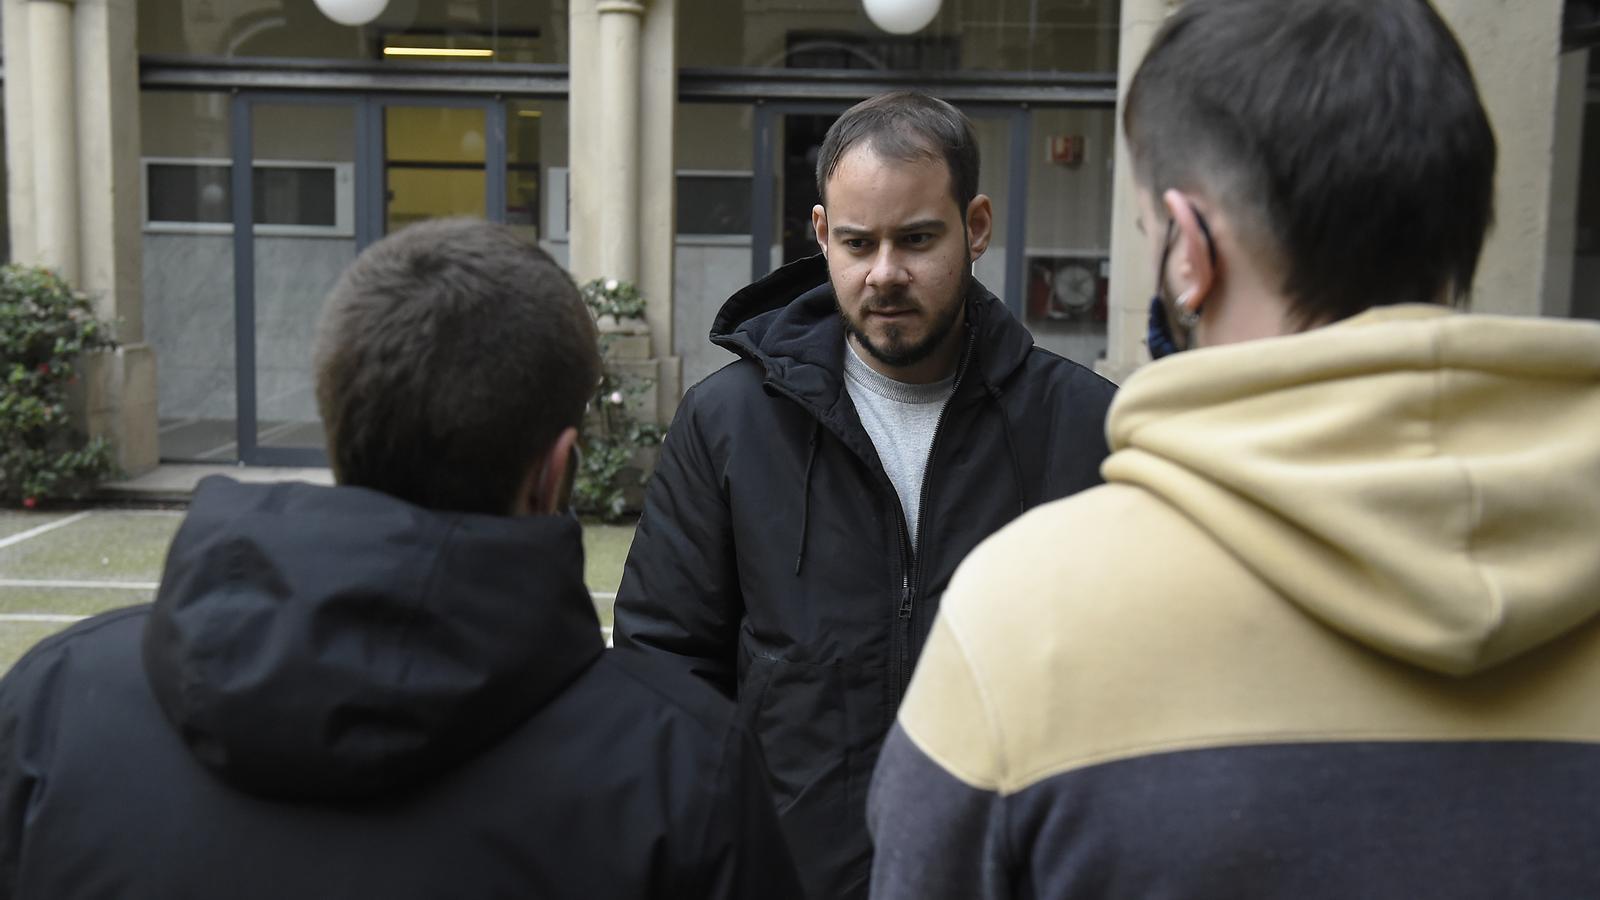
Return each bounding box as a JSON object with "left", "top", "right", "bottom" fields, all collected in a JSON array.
[
  {"left": 383, "top": 105, "right": 488, "bottom": 234},
  {"left": 138, "top": 0, "right": 566, "bottom": 63},
  {"left": 507, "top": 99, "right": 568, "bottom": 260},
  {"left": 680, "top": 0, "right": 1120, "bottom": 74},
  {"left": 675, "top": 103, "right": 758, "bottom": 389}
]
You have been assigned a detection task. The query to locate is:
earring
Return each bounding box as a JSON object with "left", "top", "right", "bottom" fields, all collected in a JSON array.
[{"left": 1175, "top": 288, "right": 1202, "bottom": 328}]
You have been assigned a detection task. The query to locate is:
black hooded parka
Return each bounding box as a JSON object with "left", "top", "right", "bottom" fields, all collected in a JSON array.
[
  {"left": 614, "top": 255, "right": 1116, "bottom": 898},
  {"left": 0, "top": 477, "right": 801, "bottom": 900}
]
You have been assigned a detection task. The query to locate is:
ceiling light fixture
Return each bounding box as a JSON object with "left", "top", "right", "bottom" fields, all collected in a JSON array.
[
  {"left": 862, "top": 0, "right": 942, "bottom": 34},
  {"left": 383, "top": 47, "right": 496, "bottom": 58},
  {"left": 313, "top": 0, "right": 389, "bottom": 27}
]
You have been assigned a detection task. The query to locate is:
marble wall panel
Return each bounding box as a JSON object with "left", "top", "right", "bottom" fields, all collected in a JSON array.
[
  {"left": 144, "top": 233, "right": 354, "bottom": 425},
  {"left": 673, "top": 242, "right": 746, "bottom": 390}
]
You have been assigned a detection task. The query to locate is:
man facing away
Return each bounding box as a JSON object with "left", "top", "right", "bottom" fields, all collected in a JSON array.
[
  {"left": 869, "top": 1, "right": 1600, "bottom": 898},
  {"left": 614, "top": 91, "right": 1117, "bottom": 898},
  {"left": 0, "top": 219, "right": 801, "bottom": 899}
]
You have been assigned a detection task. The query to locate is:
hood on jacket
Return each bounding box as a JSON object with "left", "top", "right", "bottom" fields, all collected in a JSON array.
[
  {"left": 710, "top": 253, "right": 1037, "bottom": 401},
  {"left": 1103, "top": 305, "right": 1600, "bottom": 677},
  {"left": 142, "top": 476, "right": 604, "bottom": 802}
]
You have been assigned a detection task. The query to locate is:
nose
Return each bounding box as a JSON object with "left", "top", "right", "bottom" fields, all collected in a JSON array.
[{"left": 864, "top": 243, "right": 911, "bottom": 293}]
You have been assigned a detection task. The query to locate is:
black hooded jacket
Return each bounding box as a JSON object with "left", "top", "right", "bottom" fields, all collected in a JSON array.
[
  {"left": 0, "top": 477, "right": 800, "bottom": 900},
  {"left": 613, "top": 255, "right": 1116, "bottom": 898}
]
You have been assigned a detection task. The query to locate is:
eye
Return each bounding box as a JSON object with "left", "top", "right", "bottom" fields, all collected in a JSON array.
[
  {"left": 902, "top": 233, "right": 934, "bottom": 247},
  {"left": 843, "top": 238, "right": 870, "bottom": 251}
]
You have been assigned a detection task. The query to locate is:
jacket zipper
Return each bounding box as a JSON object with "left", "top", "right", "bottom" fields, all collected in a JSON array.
[{"left": 891, "top": 326, "right": 978, "bottom": 705}]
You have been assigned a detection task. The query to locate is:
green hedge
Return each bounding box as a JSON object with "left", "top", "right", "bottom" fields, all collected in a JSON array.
[{"left": 0, "top": 265, "right": 118, "bottom": 507}]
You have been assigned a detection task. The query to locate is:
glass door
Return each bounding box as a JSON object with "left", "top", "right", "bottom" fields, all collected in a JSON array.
[
  {"left": 231, "top": 94, "right": 507, "bottom": 466},
  {"left": 373, "top": 99, "right": 507, "bottom": 236},
  {"left": 231, "top": 94, "right": 367, "bottom": 466}
]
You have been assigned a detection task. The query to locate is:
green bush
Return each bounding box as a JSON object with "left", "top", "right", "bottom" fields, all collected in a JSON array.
[
  {"left": 0, "top": 265, "right": 118, "bottom": 508},
  {"left": 575, "top": 278, "right": 662, "bottom": 522}
]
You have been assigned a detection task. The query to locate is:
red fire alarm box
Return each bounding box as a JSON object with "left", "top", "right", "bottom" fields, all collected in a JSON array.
[{"left": 1048, "top": 135, "right": 1085, "bottom": 166}]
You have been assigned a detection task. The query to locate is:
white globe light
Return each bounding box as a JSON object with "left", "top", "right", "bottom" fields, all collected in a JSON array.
[
  {"left": 313, "top": 0, "right": 390, "bottom": 27},
  {"left": 863, "top": 0, "right": 942, "bottom": 34}
]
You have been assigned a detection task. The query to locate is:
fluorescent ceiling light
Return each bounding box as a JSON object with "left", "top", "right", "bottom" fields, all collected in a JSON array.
[{"left": 383, "top": 46, "right": 495, "bottom": 58}]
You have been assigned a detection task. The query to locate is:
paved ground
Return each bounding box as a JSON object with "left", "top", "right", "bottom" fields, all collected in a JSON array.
[{"left": 0, "top": 507, "right": 636, "bottom": 675}]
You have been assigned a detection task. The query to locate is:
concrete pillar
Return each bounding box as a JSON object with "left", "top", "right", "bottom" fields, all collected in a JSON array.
[
  {"left": 570, "top": 0, "right": 682, "bottom": 420},
  {"left": 1435, "top": 0, "right": 1568, "bottom": 318},
  {"left": 4, "top": 0, "right": 157, "bottom": 476},
  {"left": 27, "top": 0, "right": 81, "bottom": 284},
  {"left": 1098, "top": 0, "right": 1178, "bottom": 385},
  {"left": 637, "top": 0, "right": 681, "bottom": 410},
  {"left": 596, "top": 1, "right": 644, "bottom": 282}
]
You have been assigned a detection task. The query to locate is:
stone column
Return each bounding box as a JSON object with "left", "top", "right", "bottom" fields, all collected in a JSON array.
[
  {"left": 27, "top": 0, "right": 81, "bottom": 284},
  {"left": 4, "top": 0, "right": 157, "bottom": 476},
  {"left": 570, "top": 0, "right": 682, "bottom": 422},
  {"left": 1435, "top": 0, "right": 1569, "bottom": 318},
  {"left": 1098, "top": 0, "right": 1177, "bottom": 385},
  {"left": 596, "top": 0, "right": 644, "bottom": 282}
]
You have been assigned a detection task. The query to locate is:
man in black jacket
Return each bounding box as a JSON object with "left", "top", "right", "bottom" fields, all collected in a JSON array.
[
  {"left": 614, "top": 92, "right": 1116, "bottom": 898},
  {"left": 0, "top": 219, "right": 801, "bottom": 900}
]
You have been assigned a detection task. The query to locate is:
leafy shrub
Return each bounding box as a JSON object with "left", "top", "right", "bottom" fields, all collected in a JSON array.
[
  {"left": 0, "top": 266, "right": 118, "bottom": 507},
  {"left": 575, "top": 278, "right": 662, "bottom": 521}
]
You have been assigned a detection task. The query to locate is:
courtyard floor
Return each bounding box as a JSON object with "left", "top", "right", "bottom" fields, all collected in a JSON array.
[{"left": 0, "top": 506, "right": 635, "bottom": 674}]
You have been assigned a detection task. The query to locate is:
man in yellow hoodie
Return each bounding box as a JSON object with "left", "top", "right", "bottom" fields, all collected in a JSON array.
[{"left": 868, "top": 1, "right": 1600, "bottom": 897}]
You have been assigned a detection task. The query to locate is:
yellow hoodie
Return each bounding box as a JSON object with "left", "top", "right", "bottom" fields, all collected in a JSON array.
[{"left": 868, "top": 306, "right": 1600, "bottom": 899}]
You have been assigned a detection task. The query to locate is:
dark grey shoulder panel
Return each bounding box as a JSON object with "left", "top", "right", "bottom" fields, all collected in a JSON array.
[
  {"left": 1005, "top": 740, "right": 1600, "bottom": 900},
  {"left": 868, "top": 725, "right": 1011, "bottom": 900}
]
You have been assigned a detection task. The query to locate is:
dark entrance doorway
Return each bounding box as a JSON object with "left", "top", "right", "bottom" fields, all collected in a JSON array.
[{"left": 780, "top": 114, "right": 832, "bottom": 265}]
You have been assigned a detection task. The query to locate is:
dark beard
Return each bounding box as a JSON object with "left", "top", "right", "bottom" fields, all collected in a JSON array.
[{"left": 838, "top": 272, "right": 969, "bottom": 370}]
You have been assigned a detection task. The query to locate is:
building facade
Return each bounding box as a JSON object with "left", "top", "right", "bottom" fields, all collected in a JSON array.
[{"left": 0, "top": 0, "right": 1594, "bottom": 472}]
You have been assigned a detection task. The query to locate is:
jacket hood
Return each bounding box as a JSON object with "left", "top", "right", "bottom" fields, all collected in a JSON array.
[
  {"left": 1103, "top": 305, "right": 1600, "bottom": 676},
  {"left": 710, "top": 253, "right": 1036, "bottom": 403},
  {"left": 142, "top": 476, "right": 604, "bottom": 801}
]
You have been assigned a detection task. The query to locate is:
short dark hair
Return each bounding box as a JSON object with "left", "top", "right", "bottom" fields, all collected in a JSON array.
[
  {"left": 1125, "top": 0, "right": 1497, "bottom": 325},
  {"left": 314, "top": 218, "right": 600, "bottom": 515},
  {"left": 815, "top": 90, "right": 980, "bottom": 214}
]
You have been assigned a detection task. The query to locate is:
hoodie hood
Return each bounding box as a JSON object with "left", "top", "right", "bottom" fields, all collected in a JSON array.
[
  {"left": 1104, "top": 305, "right": 1600, "bottom": 676},
  {"left": 142, "top": 477, "right": 604, "bottom": 802},
  {"left": 710, "top": 253, "right": 1036, "bottom": 405}
]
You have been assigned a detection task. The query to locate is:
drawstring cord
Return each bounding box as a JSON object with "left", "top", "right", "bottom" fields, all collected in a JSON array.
[{"left": 794, "top": 420, "right": 821, "bottom": 575}]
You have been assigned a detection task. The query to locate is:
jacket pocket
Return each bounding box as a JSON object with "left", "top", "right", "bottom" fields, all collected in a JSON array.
[{"left": 739, "top": 656, "right": 850, "bottom": 820}]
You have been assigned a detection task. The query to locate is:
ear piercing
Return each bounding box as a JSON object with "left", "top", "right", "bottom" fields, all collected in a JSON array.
[{"left": 1175, "top": 289, "right": 1202, "bottom": 327}]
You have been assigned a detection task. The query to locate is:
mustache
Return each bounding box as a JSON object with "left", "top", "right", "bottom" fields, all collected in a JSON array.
[{"left": 861, "top": 291, "right": 918, "bottom": 313}]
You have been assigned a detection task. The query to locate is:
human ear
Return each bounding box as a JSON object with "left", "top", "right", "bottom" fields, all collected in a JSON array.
[
  {"left": 965, "top": 194, "right": 994, "bottom": 260},
  {"left": 1161, "top": 189, "right": 1216, "bottom": 318},
  {"left": 522, "top": 426, "right": 580, "bottom": 516},
  {"left": 812, "top": 204, "right": 828, "bottom": 257}
]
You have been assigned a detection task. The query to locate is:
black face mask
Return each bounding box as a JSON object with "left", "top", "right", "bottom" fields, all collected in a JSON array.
[
  {"left": 1145, "top": 212, "right": 1216, "bottom": 361},
  {"left": 1146, "top": 294, "right": 1185, "bottom": 360}
]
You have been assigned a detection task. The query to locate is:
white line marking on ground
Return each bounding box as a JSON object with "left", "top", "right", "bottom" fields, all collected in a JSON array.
[
  {"left": 0, "top": 613, "right": 87, "bottom": 623},
  {"left": 0, "top": 579, "right": 160, "bottom": 591},
  {"left": 0, "top": 512, "right": 92, "bottom": 551}
]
